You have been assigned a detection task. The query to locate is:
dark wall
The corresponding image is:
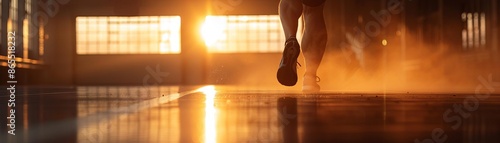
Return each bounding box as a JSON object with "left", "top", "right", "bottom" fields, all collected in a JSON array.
[
  {"left": 76, "top": 55, "right": 182, "bottom": 85},
  {"left": 44, "top": 2, "right": 76, "bottom": 85}
]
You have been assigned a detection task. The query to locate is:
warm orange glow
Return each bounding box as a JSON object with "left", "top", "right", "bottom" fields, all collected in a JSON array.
[
  {"left": 23, "top": 19, "right": 29, "bottom": 58},
  {"left": 201, "top": 16, "right": 227, "bottom": 48},
  {"left": 76, "top": 16, "right": 181, "bottom": 54},
  {"left": 201, "top": 15, "right": 285, "bottom": 53},
  {"left": 160, "top": 17, "right": 181, "bottom": 53},
  {"left": 461, "top": 12, "right": 487, "bottom": 49},
  {"left": 382, "top": 39, "right": 388, "bottom": 46},
  {"left": 39, "top": 25, "right": 45, "bottom": 56},
  {"left": 7, "top": 18, "right": 12, "bottom": 32},
  {"left": 198, "top": 85, "right": 217, "bottom": 95},
  {"left": 199, "top": 85, "right": 217, "bottom": 143}
]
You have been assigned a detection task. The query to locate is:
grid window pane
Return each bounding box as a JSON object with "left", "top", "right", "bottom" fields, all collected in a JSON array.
[
  {"left": 203, "top": 15, "right": 285, "bottom": 53},
  {"left": 76, "top": 16, "right": 181, "bottom": 54}
]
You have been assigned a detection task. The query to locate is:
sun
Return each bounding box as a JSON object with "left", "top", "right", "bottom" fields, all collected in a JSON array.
[{"left": 201, "top": 16, "right": 227, "bottom": 48}]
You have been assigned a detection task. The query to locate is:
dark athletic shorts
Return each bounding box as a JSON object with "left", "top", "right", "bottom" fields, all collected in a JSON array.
[{"left": 301, "top": 0, "right": 326, "bottom": 7}]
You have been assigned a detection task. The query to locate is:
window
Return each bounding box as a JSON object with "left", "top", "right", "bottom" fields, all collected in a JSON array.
[
  {"left": 201, "top": 15, "right": 285, "bottom": 53},
  {"left": 8, "top": 0, "right": 17, "bottom": 33},
  {"left": 24, "top": 0, "right": 31, "bottom": 58},
  {"left": 462, "top": 12, "right": 486, "bottom": 50},
  {"left": 76, "top": 16, "right": 181, "bottom": 54}
]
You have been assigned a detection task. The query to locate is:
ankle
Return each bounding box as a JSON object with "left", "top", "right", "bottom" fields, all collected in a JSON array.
[
  {"left": 304, "top": 72, "right": 317, "bottom": 78},
  {"left": 286, "top": 37, "right": 298, "bottom": 43},
  {"left": 303, "top": 74, "right": 320, "bottom": 83}
]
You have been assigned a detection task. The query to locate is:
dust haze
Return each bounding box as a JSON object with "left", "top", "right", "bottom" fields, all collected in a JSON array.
[{"left": 208, "top": 6, "right": 499, "bottom": 93}]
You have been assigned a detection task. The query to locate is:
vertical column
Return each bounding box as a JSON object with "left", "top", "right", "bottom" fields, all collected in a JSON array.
[
  {"left": 181, "top": 0, "right": 208, "bottom": 85},
  {"left": 1, "top": 0, "right": 12, "bottom": 56},
  {"left": 400, "top": 0, "right": 407, "bottom": 85},
  {"left": 16, "top": 0, "right": 24, "bottom": 58},
  {"left": 493, "top": 0, "right": 498, "bottom": 53},
  {"left": 438, "top": 0, "right": 444, "bottom": 49},
  {"left": 442, "top": 0, "right": 465, "bottom": 52},
  {"left": 45, "top": 1, "right": 75, "bottom": 85},
  {"left": 29, "top": 0, "right": 39, "bottom": 60},
  {"left": 27, "top": 0, "right": 39, "bottom": 60}
]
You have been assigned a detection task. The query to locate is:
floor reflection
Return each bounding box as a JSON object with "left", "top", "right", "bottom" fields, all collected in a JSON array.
[
  {"left": 278, "top": 97, "right": 298, "bottom": 143},
  {"left": 1, "top": 86, "right": 500, "bottom": 143},
  {"left": 0, "top": 86, "right": 78, "bottom": 143},
  {"left": 201, "top": 86, "right": 217, "bottom": 143}
]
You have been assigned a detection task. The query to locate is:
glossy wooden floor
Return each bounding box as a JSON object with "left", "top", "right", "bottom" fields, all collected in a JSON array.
[{"left": 1, "top": 86, "right": 500, "bottom": 143}]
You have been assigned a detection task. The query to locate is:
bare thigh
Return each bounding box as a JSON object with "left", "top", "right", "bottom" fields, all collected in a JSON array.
[{"left": 301, "top": 0, "right": 326, "bottom": 7}]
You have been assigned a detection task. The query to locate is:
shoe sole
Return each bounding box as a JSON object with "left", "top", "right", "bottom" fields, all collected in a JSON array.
[{"left": 277, "top": 42, "right": 300, "bottom": 86}]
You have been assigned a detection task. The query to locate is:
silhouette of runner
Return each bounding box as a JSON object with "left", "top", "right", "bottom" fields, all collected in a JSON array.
[{"left": 277, "top": 0, "right": 327, "bottom": 92}]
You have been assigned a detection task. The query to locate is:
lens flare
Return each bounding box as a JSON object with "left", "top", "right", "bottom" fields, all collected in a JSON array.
[
  {"left": 382, "top": 39, "right": 388, "bottom": 46},
  {"left": 201, "top": 17, "right": 227, "bottom": 48}
]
